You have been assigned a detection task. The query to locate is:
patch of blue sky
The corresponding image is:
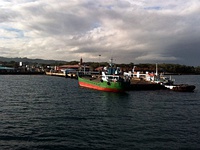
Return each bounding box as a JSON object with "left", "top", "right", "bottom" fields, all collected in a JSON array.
[
  {"left": 98, "top": 4, "right": 114, "bottom": 10},
  {"left": 0, "top": 26, "right": 24, "bottom": 39},
  {"left": 93, "top": 22, "right": 101, "bottom": 28},
  {"left": 2, "top": 0, "right": 11, "bottom": 2},
  {"left": 6, "top": 0, "right": 36, "bottom": 3},
  {"left": 87, "top": 22, "right": 101, "bottom": 33},
  {"left": 144, "top": 6, "right": 162, "bottom": 10},
  {"left": 107, "top": 5, "right": 114, "bottom": 10}
]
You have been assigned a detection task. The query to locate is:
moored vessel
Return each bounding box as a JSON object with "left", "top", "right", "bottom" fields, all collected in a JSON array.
[
  {"left": 78, "top": 59, "right": 130, "bottom": 92},
  {"left": 164, "top": 84, "right": 196, "bottom": 92}
]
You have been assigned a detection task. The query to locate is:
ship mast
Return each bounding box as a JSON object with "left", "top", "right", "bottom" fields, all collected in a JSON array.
[{"left": 109, "top": 58, "right": 113, "bottom": 67}]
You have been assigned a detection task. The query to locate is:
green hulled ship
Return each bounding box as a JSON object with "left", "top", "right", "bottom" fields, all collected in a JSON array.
[{"left": 78, "top": 59, "right": 130, "bottom": 92}]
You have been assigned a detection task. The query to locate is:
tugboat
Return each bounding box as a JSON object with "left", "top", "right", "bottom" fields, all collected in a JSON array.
[
  {"left": 152, "top": 75, "right": 195, "bottom": 92},
  {"left": 133, "top": 63, "right": 196, "bottom": 92},
  {"left": 164, "top": 83, "right": 196, "bottom": 92},
  {"left": 78, "top": 59, "right": 130, "bottom": 92},
  {"left": 151, "top": 74, "right": 196, "bottom": 92}
]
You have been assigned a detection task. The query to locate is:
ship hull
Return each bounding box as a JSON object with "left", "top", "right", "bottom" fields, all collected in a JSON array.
[
  {"left": 78, "top": 76, "right": 129, "bottom": 92},
  {"left": 165, "top": 84, "right": 195, "bottom": 92}
]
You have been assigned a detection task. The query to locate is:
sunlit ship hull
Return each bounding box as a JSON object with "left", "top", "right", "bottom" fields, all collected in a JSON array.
[{"left": 78, "top": 76, "right": 129, "bottom": 92}]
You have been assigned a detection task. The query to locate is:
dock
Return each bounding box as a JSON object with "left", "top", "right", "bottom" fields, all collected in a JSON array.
[
  {"left": 45, "top": 71, "right": 78, "bottom": 78},
  {"left": 45, "top": 72, "right": 66, "bottom": 77}
]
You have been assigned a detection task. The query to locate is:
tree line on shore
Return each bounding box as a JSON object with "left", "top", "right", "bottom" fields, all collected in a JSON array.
[
  {"left": 49, "top": 61, "right": 200, "bottom": 75},
  {"left": 88, "top": 62, "right": 200, "bottom": 75},
  {"left": 1, "top": 60, "right": 200, "bottom": 75}
]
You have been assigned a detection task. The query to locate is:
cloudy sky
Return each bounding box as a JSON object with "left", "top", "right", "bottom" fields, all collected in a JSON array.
[{"left": 0, "top": 0, "right": 200, "bottom": 66}]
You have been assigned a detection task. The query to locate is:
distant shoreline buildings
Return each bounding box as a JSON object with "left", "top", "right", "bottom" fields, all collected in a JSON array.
[{"left": 0, "top": 57, "right": 200, "bottom": 75}]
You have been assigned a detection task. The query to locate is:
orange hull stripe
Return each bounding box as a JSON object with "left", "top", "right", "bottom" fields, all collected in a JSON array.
[{"left": 79, "top": 81, "right": 124, "bottom": 92}]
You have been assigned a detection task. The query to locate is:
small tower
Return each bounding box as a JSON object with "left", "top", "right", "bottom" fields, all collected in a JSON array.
[{"left": 80, "top": 57, "right": 83, "bottom": 65}]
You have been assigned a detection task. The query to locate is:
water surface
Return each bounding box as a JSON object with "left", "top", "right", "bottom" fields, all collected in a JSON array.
[{"left": 0, "top": 75, "right": 199, "bottom": 149}]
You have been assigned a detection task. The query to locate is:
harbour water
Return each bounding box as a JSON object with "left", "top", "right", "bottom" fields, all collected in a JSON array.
[{"left": 0, "top": 75, "right": 200, "bottom": 149}]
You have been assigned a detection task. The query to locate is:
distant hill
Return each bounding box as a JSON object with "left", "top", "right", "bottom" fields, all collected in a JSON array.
[{"left": 0, "top": 57, "right": 67, "bottom": 64}]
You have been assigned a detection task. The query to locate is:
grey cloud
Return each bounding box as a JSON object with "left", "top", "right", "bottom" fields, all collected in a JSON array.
[{"left": 1, "top": 0, "right": 200, "bottom": 66}]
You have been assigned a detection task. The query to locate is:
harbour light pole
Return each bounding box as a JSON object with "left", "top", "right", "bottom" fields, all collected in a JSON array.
[
  {"left": 155, "top": 63, "right": 158, "bottom": 76},
  {"left": 99, "top": 55, "right": 101, "bottom": 67},
  {"left": 98, "top": 55, "right": 101, "bottom": 74}
]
